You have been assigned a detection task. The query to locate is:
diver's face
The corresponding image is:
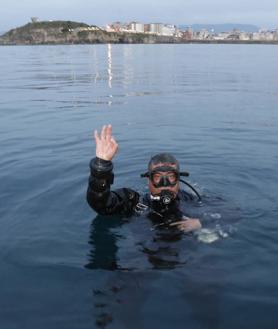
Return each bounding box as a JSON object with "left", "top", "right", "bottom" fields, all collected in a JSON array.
[{"left": 148, "top": 163, "right": 180, "bottom": 197}]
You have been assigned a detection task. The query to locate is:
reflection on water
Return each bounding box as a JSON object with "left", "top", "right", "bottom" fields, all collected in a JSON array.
[
  {"left": 107, "top": 44, "right": 112, "bottom": 89},
  {"left": 86, "top": 215, "right": 185, "bottom": 271},
  {"left": 85, "top": 216, "right": 123, "bottom": 271}
]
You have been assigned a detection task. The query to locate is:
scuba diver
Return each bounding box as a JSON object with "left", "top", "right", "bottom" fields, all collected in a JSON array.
[{"left": 87, "top": 124, "right": 202, "bottom": 233}]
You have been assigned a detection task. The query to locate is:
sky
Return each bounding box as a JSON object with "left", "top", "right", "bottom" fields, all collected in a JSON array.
[{"left": 1, "top": 0, "right": 278, "bottom": 32}]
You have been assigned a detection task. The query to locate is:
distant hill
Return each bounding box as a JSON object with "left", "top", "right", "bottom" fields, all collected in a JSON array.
[{"left": 179, "top": 24, "right": 259, "bottom": 33}]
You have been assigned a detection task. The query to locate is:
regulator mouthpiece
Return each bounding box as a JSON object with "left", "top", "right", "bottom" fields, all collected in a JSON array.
[{"left": 150, "top": 190, "right": 176, "bottom": 205}]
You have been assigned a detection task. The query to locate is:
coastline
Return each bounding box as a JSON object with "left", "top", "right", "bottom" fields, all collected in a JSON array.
[
  {"left": 1, "top": 20, "right": 277, "bottom": 46},
  {"left": 1, "top": 40, "right": 278, "bottom": 46}
]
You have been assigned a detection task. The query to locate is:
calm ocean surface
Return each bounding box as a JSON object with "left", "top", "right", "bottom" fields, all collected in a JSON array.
[{"left": 0, "top": 44, "right": 278, "bottom": 329}]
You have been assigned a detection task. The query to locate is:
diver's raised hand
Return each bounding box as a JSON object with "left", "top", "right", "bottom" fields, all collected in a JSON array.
[{"left": 94, "top": 124, "right": 118, "bottom": 161}]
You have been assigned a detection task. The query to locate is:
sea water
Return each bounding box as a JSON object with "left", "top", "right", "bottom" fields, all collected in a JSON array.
[{"left": 0, "top": 44, "right": 278, "bottom": 329}]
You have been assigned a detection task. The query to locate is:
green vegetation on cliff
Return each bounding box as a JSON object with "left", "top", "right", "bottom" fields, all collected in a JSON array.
[
  {"left": 0, "top": 21, "right": 93, "bottom": 44},
  {"left": 18, "top": 20, "right": 89, "bottom": 31}
]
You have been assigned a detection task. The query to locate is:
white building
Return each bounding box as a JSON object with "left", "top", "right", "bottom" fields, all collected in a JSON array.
[
  {"left": 161, "top": 24, "right": 176, "bottom": 36},
  {"left": 212, "top": 32, "right": 230, "bottom": 40},
  {"left": 252, "top": 32, "right": 261, "bottom": 40},
  {"left": 273, "top": 30, "right": 278, "bottom": 41},
  {"left": 196, "top": 29, "right": 210, "bottom": 40},
  {"left": 263, "top": 32, "right": 274, "bottom": 41},
  {"left": 239, "top": 32, "right": 251, "bottom": 41},
  {"left": 129, "top": 22, "right": 145, "bottom": 33},
  {"left": 149, "top": 23, "right": 164, "bottom": 34},
  {"left": 252, "top": 31, "right": 274, "bottom": 41},
  {"left": 106, "top": 22, "right": 128, "bottom": 32}
]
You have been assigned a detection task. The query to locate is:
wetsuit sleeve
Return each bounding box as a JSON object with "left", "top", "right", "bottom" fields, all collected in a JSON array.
[{"left": 86, "top": 157, "right": 139, "bottom": 216}]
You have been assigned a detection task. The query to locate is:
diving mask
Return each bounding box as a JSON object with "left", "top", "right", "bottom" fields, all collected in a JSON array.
[
  {"left": 141, "top": 165, "right": 189, "bottom": 188},
  {"left": 149, "top": 166, "right": 179, "bottom": 188}
]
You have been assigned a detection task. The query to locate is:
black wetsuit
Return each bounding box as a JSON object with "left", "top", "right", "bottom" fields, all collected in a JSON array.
[{"left": 87, "top": 157, "right": 194, "bottom": 222}]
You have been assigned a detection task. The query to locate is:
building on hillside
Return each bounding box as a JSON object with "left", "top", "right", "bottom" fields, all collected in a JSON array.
[
  {"left": 144, "top": 24, "right": 151, "bottom": 33},
  {"left": 149, "top": 23, "right": 164, "bottom": 34},
  {"left": 212, "top": 32, "right": 230, "bottom": 40},
  {"left": 129, "top": 22, "right": 145, "bottom": 33},
  {"left": 181, "top": 27, "right": 193, "bottom": 40},
  {"left": 252, "top": 32, "right": 261, "bottom": 40},
  {"left": 106, "top": 22, "right": 128, "bottom": 32},
  {"left": 161, "top": 24, "right": 176, "bottom": 36},
  {"left": 252, "top": 31, "right": 274, "bottom": 41},
  {"left": 273, "top": 30, "right": 278, "bottom": 41},
  {"left": 239, "top": 32, "right": 252, "bottom": 41},
  {"left": 195, "top": 29, "right": 210, "bottom": 40}
]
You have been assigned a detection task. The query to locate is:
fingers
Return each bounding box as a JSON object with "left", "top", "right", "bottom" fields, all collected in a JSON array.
[
  {"left": 176, "top": 222, "right": 192, "bottom": 232},
  {"left": 99, "top": 124, "right": 112, "bottom": 141},
  {"left": 100, "top": 125, "right": 106, "bottom": 140},
  {"left": 94, "top": 129, "right": 100, "bottom": 142},
  {"left": 111, "top": 136, "right": 119, "bottom": 153},
  {"left": 94, "top": 130, "right": 100, "bottom": 150},
  {"left": 169, "top": 219, "right": 201, "bottom": 232},
  {"left": 179, "top": 224, "right": 193, "bottom": 233},
  {"left": 106, "top": 124, "right": 112, "bottom": 141},
  {"left": 110, "top": 136, "right": 117, "bottom": 145},
  {"left": 169, "top": 221, "right": 184, "bottom": 226}
]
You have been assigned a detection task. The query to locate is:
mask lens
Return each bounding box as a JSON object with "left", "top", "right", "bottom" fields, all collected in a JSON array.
[
  {"left": 151, "top": 171, "right": 178, "bottom": 187},
  {"left": 152, "top": 173, "right": 163, "bottom": 185},
  {"left": 167, "top": 172, "right": 177, "bottom": 184}
]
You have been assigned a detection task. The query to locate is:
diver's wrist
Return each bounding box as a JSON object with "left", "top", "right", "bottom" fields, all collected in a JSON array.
[
  {"left": 90, "top": 157, "right": 113, "bottom": 177},
  {"left": 95, "top": 156, "right": 112, "bottom": 165}
]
